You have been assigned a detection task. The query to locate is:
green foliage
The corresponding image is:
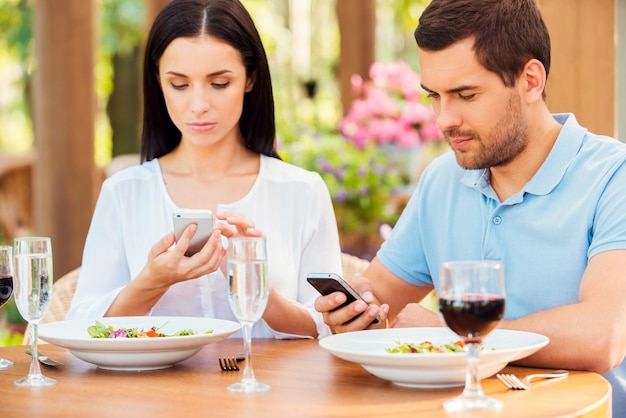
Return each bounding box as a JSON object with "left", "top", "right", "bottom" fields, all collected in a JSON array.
[
  {"left": 0, "top": 298, "right": 26, "bottom": 347},
  {"left": 96, "top": 0, "right": 144, "bottom": 96},
  {"left": 0, "top": 0, "right": 431, "bottom": 157},
  {"left": 281, "top": 129, "right": 404, "bottom": 236},
  {"left": 0, "top": 0, "right": 34, "bottom": 152},
  {"left": 0, "top": 328, "right": 23, "bottom": 347},
  {"left": 1, "top": 298, "right": 25, "bottom": 325},
  {"left": 376, "top": 0, "right": 431, "bottom": 70},
  {"left": 0, "top": 0, "right": 33, "bottom": 62},
  {"left": 99, "top": 0, "right": 145, "bottom": 56}
]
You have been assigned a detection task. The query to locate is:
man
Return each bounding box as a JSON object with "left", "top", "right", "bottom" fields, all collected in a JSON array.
[{"left": 315, "top": 0, "right": 626, "bottom": 412}]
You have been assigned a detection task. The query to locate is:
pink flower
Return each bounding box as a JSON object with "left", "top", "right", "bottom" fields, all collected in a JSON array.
[
  {"left": 340, "top": 61, "right": 443, "bottom": 148},
  {"left": 402, "top": 101, "right": 430, "bottom": 125},
  {"left": 419, "top": 121, "right": 445, "bottom": 142},
  {"left": 350, "top": 74, "right": 363, "bottom": 96}
]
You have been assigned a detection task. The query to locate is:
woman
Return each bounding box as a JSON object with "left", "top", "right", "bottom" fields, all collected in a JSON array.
[{"left": 67, "top": 0, "right": 342, "bottom": 339}]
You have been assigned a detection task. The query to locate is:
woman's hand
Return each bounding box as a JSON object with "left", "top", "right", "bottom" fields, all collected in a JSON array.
[
  {"left": 146, "top": 223, "right": 226, "bottom": 287},
  {"left": 215, "top": 211, "right": 264, "bottom": 238},
  {"left": 213, "top": 211, "right": 265, "bottom": 276},
  {"left": 104, "top": 224, "right": 225, "bottom": 316}
]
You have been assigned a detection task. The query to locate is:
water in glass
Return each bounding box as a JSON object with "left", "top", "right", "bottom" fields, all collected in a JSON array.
[
  {"left": 226, "top": 236, "right": 270, "bottom": 393},
  {"left": 13, "top": 237, "right": 56, "bottom": 387}
]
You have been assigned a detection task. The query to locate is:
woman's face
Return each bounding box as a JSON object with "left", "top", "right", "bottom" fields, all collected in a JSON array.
[{"left": 158, "top": 35, "right": 253, "bottom": 148}]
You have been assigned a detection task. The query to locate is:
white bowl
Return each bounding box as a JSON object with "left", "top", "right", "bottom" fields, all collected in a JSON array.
[
  {"left": 38, "top": 316, "right": 240, "bottom": 371},
  {"left": 319, "top": 327, "right": 549, "bottom": 388}
]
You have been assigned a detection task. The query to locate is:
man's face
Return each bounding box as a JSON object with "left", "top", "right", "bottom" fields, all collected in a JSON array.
[{"left": 418, "top": 38, "right": 529, "bottom": 170}]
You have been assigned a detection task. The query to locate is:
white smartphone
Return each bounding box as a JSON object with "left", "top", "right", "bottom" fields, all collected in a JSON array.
[{"left": 173, "top": 209, "right": 214, "bottom": 256}]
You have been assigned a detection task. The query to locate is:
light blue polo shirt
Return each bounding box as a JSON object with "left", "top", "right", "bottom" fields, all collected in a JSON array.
[{"left": 378, "top": 113, "right": 626, "bottom": 411}]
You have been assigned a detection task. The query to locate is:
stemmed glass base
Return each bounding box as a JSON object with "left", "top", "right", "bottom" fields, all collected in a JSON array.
[
  {"left": 0, "top": 357, "right": 14, "bottom": 369},
  {"left": 227, "top": 378, "right": 271, "bottom": 393},
  {"left": 15, "top": 373, "right": 57, "bottom": 387},
  {"left": 15, "top": 323, "right": 56, "bottom": 387},
  {"left": 443, "top": 392, "right": 502, "bottom": 412},
  {"left": 227, "top": 322, "right": 270, "bottom": 393},
  {"left": 443, "top": 342, "right": 501, "bottom": 412}
]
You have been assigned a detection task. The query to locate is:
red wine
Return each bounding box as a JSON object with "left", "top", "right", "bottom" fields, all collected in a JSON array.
[
  {"left": 439, "top": 295, "right": 504, "bottom": 342},
  {"left": 0, "top": 274, "right": 13, "bottom": 307}
]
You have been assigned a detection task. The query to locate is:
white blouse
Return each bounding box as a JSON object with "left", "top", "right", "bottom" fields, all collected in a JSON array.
[{"left": 67, "top": 155, "right": 343, "bottom": 339}]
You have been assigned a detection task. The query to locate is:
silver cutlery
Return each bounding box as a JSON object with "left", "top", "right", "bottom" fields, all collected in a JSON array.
[
  {"left": 25, "top": 348, "right": 63, "bottom": 367},
  {"left": 218, "top": 354, "right": 245, "bottom": 371},
  {"left": 496, "top": 370, "right": 568, "bottom": 390}
]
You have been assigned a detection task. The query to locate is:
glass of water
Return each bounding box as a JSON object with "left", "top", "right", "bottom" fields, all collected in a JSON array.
[
  {"left": 226, "top": 236, "right": 270, "bottom": 393},
  {"left": 13, "top": 236, "right": 56, "bottom": 387}
]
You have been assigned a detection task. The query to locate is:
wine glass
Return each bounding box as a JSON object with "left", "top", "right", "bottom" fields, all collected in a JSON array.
[
  {"left": 439, "top": 260, "right": 505, "bottom": 412},
  {"left": 13, "top": 236, "right": 56, "bottom": 387},
  {"left": 226, "top": 236, "right": 270, "bottom": 393},
  {"left": 0, "top": 245, "right": 15, "bottom": 369}
]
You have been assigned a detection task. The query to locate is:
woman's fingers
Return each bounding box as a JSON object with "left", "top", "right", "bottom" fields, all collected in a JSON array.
[
  {"left": 216, "top": 211, "right": 263, "bottom": 237},
  {"left": 150, "top": 231, "right": 178, "bottom": 259},
  {"left": 169, "top": 223, "right": 198, "bottom": 256}
]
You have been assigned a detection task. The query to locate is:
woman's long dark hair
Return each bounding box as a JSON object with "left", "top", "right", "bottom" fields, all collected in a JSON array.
[{"left": 141, "top": 0, "right": 278, "bottom": 162}]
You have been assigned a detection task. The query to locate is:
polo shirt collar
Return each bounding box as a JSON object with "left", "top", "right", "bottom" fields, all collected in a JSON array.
[{"left": 460, "top": 113, "right": 586, "bottom": 198}]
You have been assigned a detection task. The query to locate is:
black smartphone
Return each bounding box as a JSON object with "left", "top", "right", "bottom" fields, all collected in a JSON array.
[{"left": 306, "top": 272, "right": 379, "bottom": 324}]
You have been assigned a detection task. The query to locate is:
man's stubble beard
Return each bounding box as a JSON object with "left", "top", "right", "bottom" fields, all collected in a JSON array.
[{"left": 448, "top": 92, "right": 529, "bottom": 170}]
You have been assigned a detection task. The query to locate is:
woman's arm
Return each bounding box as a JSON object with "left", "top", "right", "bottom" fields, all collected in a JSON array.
[{"left": 259, "top": 173, "right": 343, "bottom": 338}]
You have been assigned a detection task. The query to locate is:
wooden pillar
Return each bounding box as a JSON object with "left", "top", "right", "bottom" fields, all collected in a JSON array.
[
  {"left": 146, "top": 0, "right": 171, "bottom": 28},
  {"left": 537, "top": 0, "right": 617, "bottom": 137},
  {"left": 336, "top": 0, "right": 376, "bottom": 111},
  {"left": 33, "top": 0, "right": 97, "bottom": 277}
]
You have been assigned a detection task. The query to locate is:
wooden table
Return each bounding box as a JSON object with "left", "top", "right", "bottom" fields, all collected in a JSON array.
[{"left": 0, "top": 339, "right": 611, "bottom": 417}]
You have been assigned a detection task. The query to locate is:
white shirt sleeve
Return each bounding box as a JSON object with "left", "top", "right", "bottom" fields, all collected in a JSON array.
[{"left": 67, "top": 179, "right": 131, "bottom": 319}]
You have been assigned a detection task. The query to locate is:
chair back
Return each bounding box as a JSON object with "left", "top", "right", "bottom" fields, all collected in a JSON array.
[{"left": 22, "top": 267, "right": 80, "bottom": 345}]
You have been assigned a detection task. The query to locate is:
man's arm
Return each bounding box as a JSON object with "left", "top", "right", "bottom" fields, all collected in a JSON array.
[{"left": 503, "top": 249, "right": 626, "bottom": 373}]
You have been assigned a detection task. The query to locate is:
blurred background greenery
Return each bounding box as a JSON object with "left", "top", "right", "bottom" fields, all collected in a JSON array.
[
  {"left": 0, "top": 0, "right": 438, "bottom": 344},
  {"left": 0, "top": 0, "right": 429, "bottom": 161}
]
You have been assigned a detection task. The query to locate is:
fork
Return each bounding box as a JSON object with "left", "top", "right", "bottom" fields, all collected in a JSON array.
[
  {"left": 218, "top": 354, "right": 245, "bottom": 371},
  {"left": 496, "top": 369, "right": 569, "bottom": 390}
]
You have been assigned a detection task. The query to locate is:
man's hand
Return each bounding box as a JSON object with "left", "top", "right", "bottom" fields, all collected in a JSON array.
[{"left": 314, "top": 275, "right": 389, "bottom": 334}]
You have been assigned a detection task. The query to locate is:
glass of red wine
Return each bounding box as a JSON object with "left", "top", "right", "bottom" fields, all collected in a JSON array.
[
  {"left": 0, "top": 245, "right": 15, "bottom": 369},
  {"left": 439, "top": 260, "right": 505, "bottom": 412}
]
